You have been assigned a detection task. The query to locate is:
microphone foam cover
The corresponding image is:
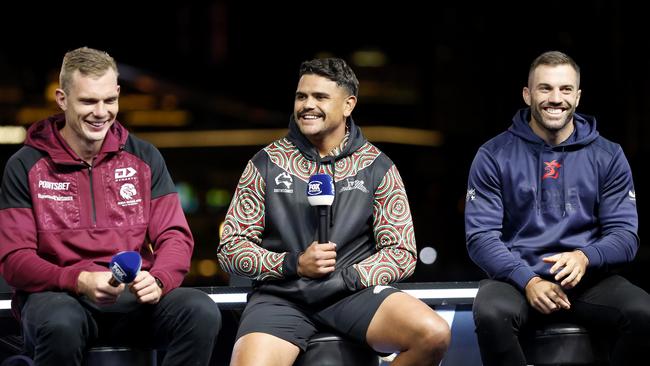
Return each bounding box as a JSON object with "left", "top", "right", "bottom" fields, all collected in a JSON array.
[
  {"left": 307, "top": 174, "right": 335, "bottom": 206},
  {"left": 109, "top": 251, "right": 142, "bottom": 284}
]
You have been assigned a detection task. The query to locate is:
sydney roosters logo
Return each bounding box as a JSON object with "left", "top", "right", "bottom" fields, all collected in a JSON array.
[{"left": 543, "top": 160, "right": 562, "bottom": 179}]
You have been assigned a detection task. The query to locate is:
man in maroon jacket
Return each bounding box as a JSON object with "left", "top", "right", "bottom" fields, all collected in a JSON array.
[{"left": 0, "top": 47, "right": 220, "bottom": 365}]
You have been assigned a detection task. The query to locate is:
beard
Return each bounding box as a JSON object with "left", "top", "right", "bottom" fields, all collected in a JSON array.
[{"left": 530, "top": 103, "right": 575, "bottom": 132}]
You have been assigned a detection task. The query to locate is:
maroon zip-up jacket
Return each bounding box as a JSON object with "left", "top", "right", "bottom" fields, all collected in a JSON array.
[{"left": 0, "top": 114, "right": 193, "bottom": 296}]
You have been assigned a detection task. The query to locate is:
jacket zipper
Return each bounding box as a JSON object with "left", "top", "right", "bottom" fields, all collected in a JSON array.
[{"left": 88, "top": 165, "right": 96, "bottom": 225}]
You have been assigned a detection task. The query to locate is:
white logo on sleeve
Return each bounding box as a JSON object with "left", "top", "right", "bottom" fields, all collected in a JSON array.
[
  {"left": 628, "top": 190, "right": 636, "bottom": 201},
  {"left": 466, "top": 188, "right": 476, "bottom": 202}
]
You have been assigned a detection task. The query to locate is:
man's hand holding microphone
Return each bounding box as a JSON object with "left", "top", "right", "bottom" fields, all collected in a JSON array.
[
  {"left": 299, "top": 173, "right": 337, "bottom": 279},
  {"left": 77, "top": 250, "right": 163, "bottom": 305}
]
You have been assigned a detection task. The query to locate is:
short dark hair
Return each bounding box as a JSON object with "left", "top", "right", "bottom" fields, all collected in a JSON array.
[
  {"left": 299, "top": 58, "right": 359, "bottom": 97},
  {"left": 528, "top": 51, "right": 580, "bottom": 87}
]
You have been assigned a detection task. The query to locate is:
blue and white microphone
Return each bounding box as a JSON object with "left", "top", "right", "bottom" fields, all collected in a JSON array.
[
  {"left": 108, "top": 251, "right": 142, "bottom": 287},
  {"left": 307, "top": 174, "right": 335, "bottom": 244}
]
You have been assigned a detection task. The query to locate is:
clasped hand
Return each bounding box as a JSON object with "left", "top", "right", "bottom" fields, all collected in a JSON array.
[
  {"left": 542, "top": 250, "right": 589, "bottom": 289},
  {"left": 77, "top": 270, "right": 162, "bottom": 305},
  {"left": 525, "top": 250, "right": 589, "bottom": 314},
  {"left": 297, "top": 241, "right": 337, "bottom": 278}
]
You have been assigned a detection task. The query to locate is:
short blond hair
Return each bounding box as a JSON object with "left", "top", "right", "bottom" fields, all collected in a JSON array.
[{"left": 59, "top": 47, "right": 118, "bottom": 93}]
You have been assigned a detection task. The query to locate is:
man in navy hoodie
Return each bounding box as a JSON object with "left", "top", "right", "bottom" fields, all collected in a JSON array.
[{"left": 465, "top": 50, "right": 650, "bottom": 365}]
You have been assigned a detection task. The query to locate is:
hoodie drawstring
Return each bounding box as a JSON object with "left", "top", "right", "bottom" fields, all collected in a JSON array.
[
  {"left": 537, "top": 144, "right": 543, "bottom": 215},
  {"left": 561, "top": 147, "right": 567, "bottom": 217}
]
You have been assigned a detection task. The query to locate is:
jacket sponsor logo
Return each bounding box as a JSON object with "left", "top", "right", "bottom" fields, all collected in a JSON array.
[
  {"left": 542, "top": 160, "right": 562, "bottom": 180},
  {"left": 118, "top": 183, "right": 142, "bottom": 206},
  {"left": 340, "top": 178, "right": 368, "bottom": 193},
  {"left": 37, "top": 193, "right": 73, "bottom": 201},
  {"left": 466, "top": 188, "right": 476, "bottom": 202},
  {"left": 115, "top": 167, "right": 137, "bottom": 181},
  {"left": 38, "top": 180, "right": 70, "bottom": 191},
  {"left": 274, "top": 172, "right": 293, "bottom": 193},
  {"left": 629, "top": 190, "right": 636, "bottom": 201}
]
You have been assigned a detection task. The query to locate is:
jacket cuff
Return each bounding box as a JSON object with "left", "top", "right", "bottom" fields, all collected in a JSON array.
[
  {"left": 282, "top": 251, "right": 300, "bottom": 278},
  {"left": 509, "top": 266, "right": 537, "bottom": 291},
  {"left": 576, "top": 247, "right": 602, "bottom": 268},
  {"left": 150, "top": 270, "right": 173, "bottom": 296},
  {"left": 59, "top": 267, "right": 84, "bottom": 294}
]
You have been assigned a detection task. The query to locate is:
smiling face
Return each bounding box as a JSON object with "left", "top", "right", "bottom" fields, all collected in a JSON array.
[
  {"left": 294, "top": 73, "right": 356, "bottom": 154},
  {"left": 523, "top": 64, "right": 581, "bottom": 144},
  {"left": 56, "top": 68, "right": 120, "bottom": 161}
]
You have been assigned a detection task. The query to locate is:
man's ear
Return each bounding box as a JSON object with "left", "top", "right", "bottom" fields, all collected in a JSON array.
[
  {"left": 522, "top": 87, "right": 531, "bottom": 106},
  {"left": 55, "top": 89, "right": 67, "bottom": 111},
  {"left": 343, "top": 95, "right": 357, "bottom": 117}
]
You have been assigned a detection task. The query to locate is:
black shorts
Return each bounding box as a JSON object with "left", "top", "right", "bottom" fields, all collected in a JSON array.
[{"left": 236, "top": 285, "right": 400, "bottom": 350}]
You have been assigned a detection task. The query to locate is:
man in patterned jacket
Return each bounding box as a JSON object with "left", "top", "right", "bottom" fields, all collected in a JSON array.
[
  {"left": 218, "top": 58, "right": 450, "bottom": 365},
  {"left": 0, "top": 47, "right": 220, "bottom": 365}
]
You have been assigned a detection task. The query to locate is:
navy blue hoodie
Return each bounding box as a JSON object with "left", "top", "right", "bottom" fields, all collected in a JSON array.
[{"left": 465, "top": 108, "right": 638, "bottom": 290}]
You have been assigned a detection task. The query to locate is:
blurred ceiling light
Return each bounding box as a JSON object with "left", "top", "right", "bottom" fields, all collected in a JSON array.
[
  {"left": 419, "top": 246, "right": 438, "bottom": 265},
  {"left": 0, "top": 86, "right": 23, "bottom": 103},
  {"left": 161, "top": 94, "right": 179, "bottom": 109},
  {"left": 197, "top": 259, "right": 219, "bottom": 277},
  {"left": 138, "top": 127, "right": 442, "bottom": 148},
  {"left": 176, "top": 182, "right": 199, "bottom": 213},
  {"left": 206, "top": 188, "right": 232, "bottom": 210},
  {"left": 45, "top": 82, "right": 58, "bottom": 102},
  {"left": 315, "top": 51, "right": 335, "bottom": 59},
  {"left": 351, "top": 50, "right": 387, "bottom": 67},
  {"left": 218, "top": 220, "right": 225, "bottom": 238},
  {"left": 16, "top": 108, "right": 59, "bottom": 125},
  {"left": 364, "top": 126, "right": 442, "bottom": 146},
  {"left": 124, "top": 110, "right": 190, "bottom": 126},
  {"left": 119, "top": 94, "right": 157, "bottom": 110},
  {"left": 0, "top": 126, "right": 27, "bottom": 144},
  {"left": 134, "top": 76, "right": 157, "bottom": 93}
]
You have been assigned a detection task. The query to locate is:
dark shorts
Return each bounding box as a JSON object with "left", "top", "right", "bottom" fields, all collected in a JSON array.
[{"left": 236, "top": 285, "right": 400, "bottom": 350}]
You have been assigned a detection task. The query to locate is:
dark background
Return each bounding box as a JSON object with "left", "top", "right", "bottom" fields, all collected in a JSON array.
[{"left": 1, "top": 1, "right": 649, "bottom": 291}]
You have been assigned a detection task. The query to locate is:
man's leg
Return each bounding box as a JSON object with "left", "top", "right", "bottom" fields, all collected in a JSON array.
[
  {"left": 365, "top": 291, "right": 450, "bottom": 366},
  {"left": 571, "top": 274, "right": 650, "bottom": 366},
  {"left": 231, "top": 333, "right": 300, "bottom": 366},
  {"left": 150, "top": 287, "right": 221, "bottom": 366},
  {"left": 20, "top": 291, "right": 96, "bottom": 366},
  {"left": 314, "top": 286, "right": 450, "bottom": 366},
  {"left": 230, "top": 291, "right": 316, "bottom": 366},
  {"left": 472, "top": 279, "right": 529, "bottom": 366}
]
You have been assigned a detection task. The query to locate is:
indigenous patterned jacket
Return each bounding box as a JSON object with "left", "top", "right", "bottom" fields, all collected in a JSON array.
[{"left": 218, "top": 117, "right": 416, "bottom": 306}]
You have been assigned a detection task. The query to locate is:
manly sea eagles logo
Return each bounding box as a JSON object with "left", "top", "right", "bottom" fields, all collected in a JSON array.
[
  {"left": 120, "top": 183, "right": 137, "bottom": 200},
  {"left": 118, "top": 183, "right": 142, "bottom": 207}
]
